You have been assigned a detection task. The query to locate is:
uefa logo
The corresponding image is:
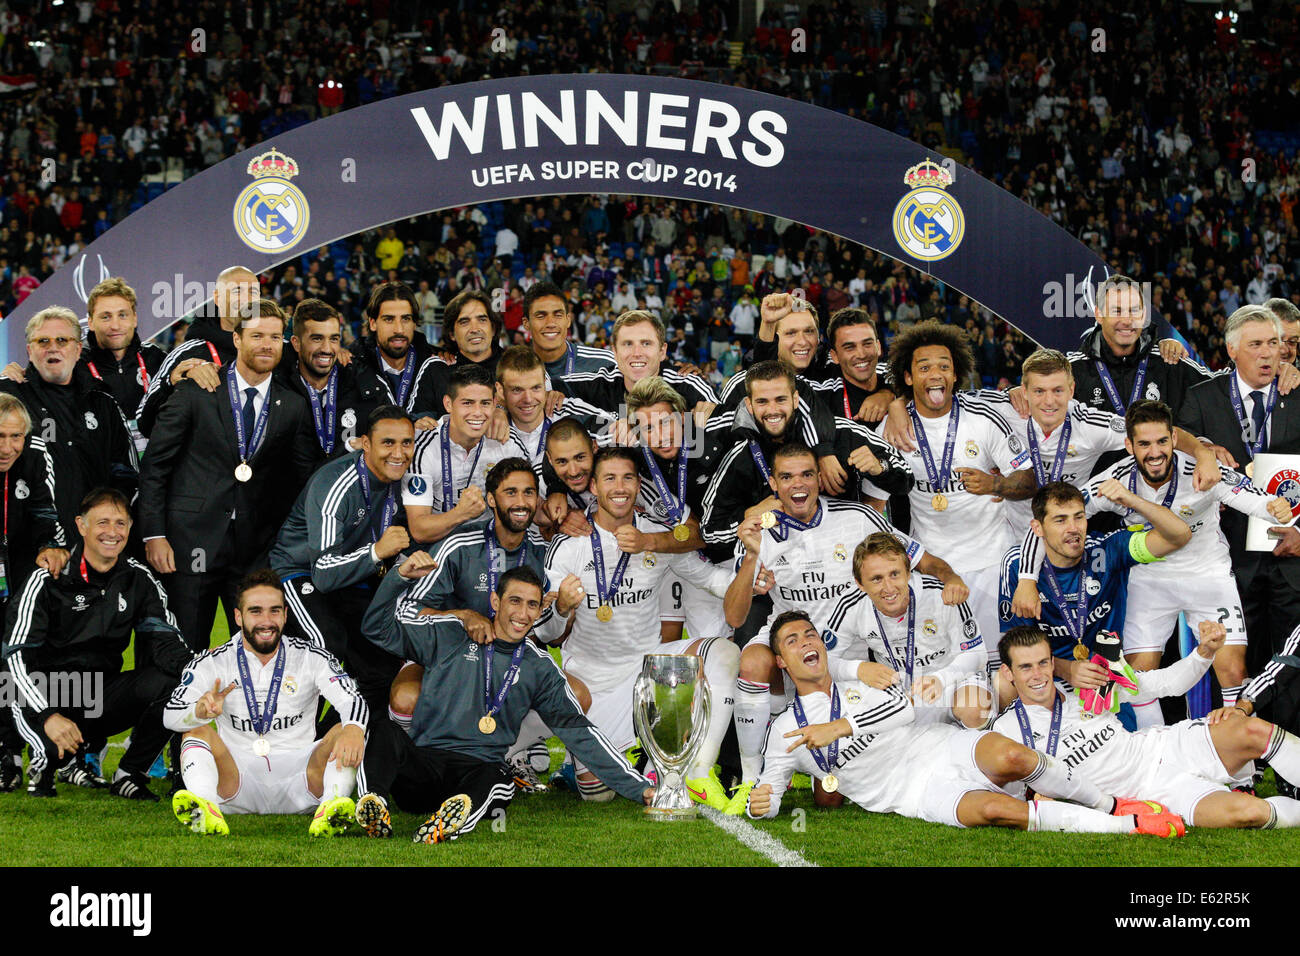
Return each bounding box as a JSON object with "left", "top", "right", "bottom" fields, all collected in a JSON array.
[
  {"left": 892, "top": 159, "right": 964, "bottom": 262},
  {"left": 233, "top": 148, "right": 311, "bottom": 254}
]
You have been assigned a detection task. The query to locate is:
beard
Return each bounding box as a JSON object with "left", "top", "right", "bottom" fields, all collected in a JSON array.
[{"left": 245, "top": 625, "right": 282, "bottom": 656}]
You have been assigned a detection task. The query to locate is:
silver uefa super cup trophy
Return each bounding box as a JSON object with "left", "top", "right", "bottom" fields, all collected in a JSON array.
[{"left": 633, "top": 653, "right": 712, "bottom": 820}]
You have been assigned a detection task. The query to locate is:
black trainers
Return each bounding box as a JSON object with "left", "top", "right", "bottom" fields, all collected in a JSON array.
[
  {"left": 26, "top": 765, "right": 56, "bottom": 797},
  {"left": 109, "top": 772, "right": 159, "bottom": 802},
  {"left": 1276, "top": 776, "right": 1298, "bottom": 800},
  {"left": 0, "top": 748, "right": 21, "bottom": 793},
  {"left": 56, "top": 755, "right": 107, "bottom": 789}
]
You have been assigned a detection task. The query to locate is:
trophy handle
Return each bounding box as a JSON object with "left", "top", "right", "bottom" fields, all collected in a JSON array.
[
  {"left": 632, "top": 675, "right": 656, "bottom": 764},
  {"left": 678, "top": 675, "right": 711, "bottom": 772}
]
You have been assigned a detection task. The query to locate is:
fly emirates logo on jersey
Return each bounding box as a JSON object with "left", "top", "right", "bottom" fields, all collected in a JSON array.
[
  {"left": 1036, "top": 599, "right": 1113, "bottom": 640},
  {"left": 776, "top": 567, "right": 854, "bottom": 605},
  {"left": 227, "top": 712, "right": 306, "bottom": 734},
  {"left": 1058, "top": 721, "right": 1120, "bottom": 772}
]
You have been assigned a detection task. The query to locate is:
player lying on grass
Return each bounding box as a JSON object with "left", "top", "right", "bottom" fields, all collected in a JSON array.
[
  {"left": 994, "top": 624, "right": 1300, "bottom": 829},
  {"left": 746, "top": 610, "right": 1185, "bottom": 835},
  {"left": 163, "top": 569, "right": 368, "bottom": 837},
  {"left": 356, "top": 555, "right": 652, "bottom": 844}
]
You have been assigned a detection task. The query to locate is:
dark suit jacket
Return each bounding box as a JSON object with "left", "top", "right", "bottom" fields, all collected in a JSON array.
[
  {"left": 1176, "top": 371, "right": 1300, "bottom": 587},
  {"left": 137, "top": 367, "right": 318, "bottom": 571}
]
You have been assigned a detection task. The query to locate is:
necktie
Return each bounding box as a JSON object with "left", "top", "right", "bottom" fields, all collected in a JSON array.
[
  {"left": 1250, "top": 390, "right": 1267, "bottom": 449},
  {"left": 242, "top": 387, "right": 257, "bottom": 447}
]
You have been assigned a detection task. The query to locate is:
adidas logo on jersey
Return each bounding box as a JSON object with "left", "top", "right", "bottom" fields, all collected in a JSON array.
[{"left": 771, "top": 555, "right": 789, "bottom": 567}]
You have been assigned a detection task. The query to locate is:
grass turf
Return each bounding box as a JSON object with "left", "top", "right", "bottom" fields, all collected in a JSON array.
[{"left": 6, "top": 612, "right": 1299, "bottom": 866}]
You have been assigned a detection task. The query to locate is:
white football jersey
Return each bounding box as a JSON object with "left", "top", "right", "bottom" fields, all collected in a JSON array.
[
  {"left": 881, "top": 394, "right": 1032, "bottom": 573},
  {"left": 823, "top": 573, "right": 984, "bottom": 697},
  {"left": 744, "top": 499, "right": 924, "bottom": 643},
  {"left": 164, "top": 635, "right": 368, "bottom": 754},
  {"left": 402, "top": 415, "right": 529, "bottom": 512},
  {"left": 979, "top": 392, "right": 1127, "bottom": 538},
  {"left": 534, "top": 513, "right": 731, "bottom": 689}
]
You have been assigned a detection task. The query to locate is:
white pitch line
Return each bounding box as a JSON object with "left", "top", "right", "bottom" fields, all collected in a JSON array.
[{"left": 699, "top": 806, "right": 818, "bottom": 867}]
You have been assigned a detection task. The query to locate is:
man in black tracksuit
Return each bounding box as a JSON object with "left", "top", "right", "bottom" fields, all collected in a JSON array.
[
  {"left": 0, "top": 308, "right": 138, "bottom": 539},
  {"left": 0, "top": 395, "right": 69, "bottom": 788},
  {"left": 353, "top": 558, "right": 650, "bottom": 843},
  {"left": 3, "top": 488, "right": 192, "bottom": 801},
  {"left": 268, "top": 406, "right": 414, "bottom": 712}
]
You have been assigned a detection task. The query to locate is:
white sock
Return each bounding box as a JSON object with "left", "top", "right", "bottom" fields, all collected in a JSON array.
[
  {"left": 1029, "top": 800, "right": 1132, "bottom": 833},
  {"left": 690, "top": 639, "right": 739, "bottom": 778},
  {"left": 179, "top": 738, "right": 220, "bottom": 804},
  {"left": 1261, "top": 724, "right": 1300, "bottom": 784},
  {"left": 574, "top": 761, "right": 615, "bottom": 802},
  {"left": 1263, "top": 796, "right": 1300, "bottom": 828},
  {"left": 1131, "top": 698, "right": 1165, "bottom": 729},
  {"left": 388, "top": 706, "right": 412, "bottom": 735},
  {"left": 505, "top": 710, "right": 551, "bottom": 762},
  {"left": 1022, "top": 752, "right": 1112, "bottom": 812},
  {"left": 734, "top": 678, "right": 769, "bottom": 782},
  {"left": 769, "top": 683, "right": 788, "bottom": 716},
  {"left": 1221, "top": 683, "right": 1244, "bottom": 707},
  {"left": 321, "top": 761, "right": 356, "bottom": 802}
]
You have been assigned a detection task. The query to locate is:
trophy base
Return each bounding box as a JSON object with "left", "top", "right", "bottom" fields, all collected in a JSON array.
[{"left": 644, "top": 805, "right": 699, "bottom": 821}]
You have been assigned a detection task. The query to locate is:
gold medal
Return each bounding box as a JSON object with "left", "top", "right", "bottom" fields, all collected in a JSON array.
[
  {"left": 931, "top": 493, "right": 947, "bottom": 511},
  {"left": 596, "top": 604, "right": 613, "bottom": 623},
  {"left": 760, "top": 511, "right": 777, "bottom": 529},
  {"left": 235, "top": 462, "right": 253, "bottom": 482},
  {"left": 478, "top": 715, "right": 496, "bottom": 735},
  {"left": 1246, "top": 462, "right": 1255, "bottom": 480},
  {"left": 1072, "top": 641, "right": 1090, "bottom": 661},
  {"left": 253, "top": 737, "right": 270, "bottom": 757},
  {"left": 822, "top": 773, "right": 839, "bottom": 794},
  {"left": 672, "top": 523, "right": 690, "bottom": 542}
]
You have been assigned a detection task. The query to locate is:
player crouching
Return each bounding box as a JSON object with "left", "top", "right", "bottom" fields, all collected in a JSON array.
[
  {"left": 747, "top": 611, "right": 1184, "bottom": 836},
  {"left": 163, "top": 570, "right": 368, "bottom": 836}
]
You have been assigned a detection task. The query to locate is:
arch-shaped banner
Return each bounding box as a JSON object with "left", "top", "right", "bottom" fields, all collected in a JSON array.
[{"left": 3, "top": 73, "right": 1110, "bottom": 362}]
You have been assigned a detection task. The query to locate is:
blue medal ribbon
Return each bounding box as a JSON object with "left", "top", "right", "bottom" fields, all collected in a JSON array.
[
  {"left": 791, "top": 684, "right": 841, "bottom": 777},
  {"left": 564, "top": 343, "right": 576, "bottom": 376},
  {"left": 1228, "top": 375, "right": 1278, "bottom": 459},
  {"left": 235, "top": 640, "right": 286, "bottom": 737},
  {"left": 588, "top": 515, "right": 631, "bottom": 610},
  {"left": 483, "top": 637, "right": 527, "bottom": 721},
  {"left": 439, "top": 423, "right": 487, "bottom": 513},
  {"left": 1041, "top": 561, "right": 1090, "bottom": 648},
  {"left": 1026, "top": 414, "right": 1072, "bottom": 486},
  {"left": 377, "top": 347, "right": 416, "bottom": 406},
  {"left": 908, "top": 400, "right": 960, "bottom": 494},
  {"left": 1127, "top": 458, "right": 1178, "bottom": 524},
  {"left": 873, "top": 586, "right": 917, "bottom": 688},
  {"left": 748, "top": 440, "right": 772, "bottom": 483},
  {"left": 356, "top": 456, "right": 397, "bottom": 543},
  {"left": 1013, "top": 690, "right": 1062, "bottom": 757},
  {"left": 766, "top": 500, "right": 823, "bottom": 541},
  {"left": 640, "top": 446, "right": 688, "bottom": 527},
  {"left": 225, "top": 365, "right": 271, "bottom": 464},
  {"left": 302, "top": 367, "right": 338, "bottom": 456},
  {"left": 484, "top": 520, "right": 527, "bottom": 617},
  {"left": 1094, "top": 357, "right": 1148, "bottom": 415}
]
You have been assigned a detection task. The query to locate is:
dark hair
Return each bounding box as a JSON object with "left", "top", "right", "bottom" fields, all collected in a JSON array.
[
  {"left": 998, "top": 625, "right": 1052, "bottom": 666},
  {"left": 496, "top": 344, "right": 544, "bottom": 381},
  {"left": 546, "top": 416, "right": 594, "bottom": 451},
  {"left": 1124, "top": 399, "right": 1173, "bottom": 441},
  {"left": 826, "top": 307, "right": 878, "bottom": 350},
  {"left": 366, "top": 404, "right": 412, "bottom": 435},
  {"left": 522, "top": 280, "right": 569, "bottom": 321},
  {"left": 485, "top": 456, "right": 538, "bottom": 496},
  {"left": 768, "top": 610, "right": 815, "bottom": 655},
  {"left": 498, "top": 565, "right": 544, "bottom": 598},
  {"left": 888, "top": 320, "right": 975, "bottom": 395},
  {"left": 79, "top": 486, "right": 131, "bottom": 517},
  {"left": 365, "top": 280, "right": 418, "bottom": 325},
  {"left": 592, "top": 445, "right": 639, "bottom": 479},
  {"left": 771, "top": 439, "right": 817, "bottom": 470},
  {"left": 236, "top": 298, "right": 285, "bottom": 330},
  {"left": 236, "top": 568, "right": 285, "bottom": 609},
  {"left": 1030, "top": 480, "right": 1085, "bottom": 523},
  {"left": 444, "top": 289, "right": 501, "bottom": 358},
  {"left": 445, "top": 362, "right": 496, "bottom": 400},
  {"left": 745, "top": 359, "right": 797, "bottom": 398},
  {"left": 292, "top": 298, "right": 340, "bottom": 339}
]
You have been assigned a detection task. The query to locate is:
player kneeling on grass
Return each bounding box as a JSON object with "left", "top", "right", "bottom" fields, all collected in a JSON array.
[
  {"left": 355, "top": 555, "right": 653, "bottom": 844},
  {"left": 163, "top": 570, "right": 368, "bottom": 837},
  {"left": 994, "top": 624, "right": 1300, "bottom": 830},
  {"left": 746, "top": 611, "right": 1185, "bottom": 835}
]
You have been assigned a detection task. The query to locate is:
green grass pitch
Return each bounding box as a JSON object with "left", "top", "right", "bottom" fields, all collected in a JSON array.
[{"left": 4, "top": 614, "right": 1298, "bottom": 866}]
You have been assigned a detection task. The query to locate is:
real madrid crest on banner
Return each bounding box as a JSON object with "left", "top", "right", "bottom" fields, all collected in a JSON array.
[
  {"left": 233, "top": 148, "right": 310, "bottom": 253},
  {"left": 892, "top": 159, "right": 964, "bottom": 262}
]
